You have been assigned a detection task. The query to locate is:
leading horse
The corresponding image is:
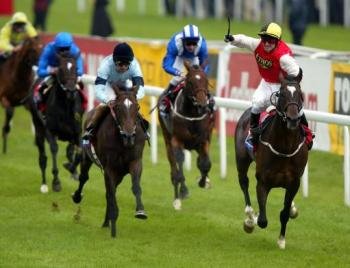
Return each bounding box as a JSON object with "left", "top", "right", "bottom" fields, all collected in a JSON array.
[
  {"left": 158, "top": 61, "right": 215, "bottom": 210},
  {"left": 234, "top": 75, "right": 308, "bottom": 249},
  {"left": 30, "top": 52, "right": 84, "bottom": 193},
  {"left": 72, "top": 84, "right": 148, "bottom": 238},
  {"left": 0, "top": 37, "right": 41, "bottom": 153}
]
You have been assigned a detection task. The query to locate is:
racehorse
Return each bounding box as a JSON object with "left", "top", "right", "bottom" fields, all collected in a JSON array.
[
  {"left": 72, "top": 83, "right": 148, "bottom": 238},
  {"left": 30, "top": 52, "right": 84, "bottom": 193},
  {"left": 234, "top": 75, "right": 308, "bottom": 249},
  {"left": 0, "top": 37, "right": 41, "bottom": 153},
  {"left": 158, "top": 61, "right": 215, "bottom": 210}
]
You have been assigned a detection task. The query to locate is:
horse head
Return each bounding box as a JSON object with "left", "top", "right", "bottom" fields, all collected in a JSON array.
[
  {"left": 271, "top": 75, "right": 304, "bottom": 130},
  {"left": 182, "top": 60, "right": 209, "bottom": 113},
  {"left": 110, "top": 82, "right": 139, "bottom": 147},
  {"left": 55, "top": 52, "right": 78, "bottom": 101},
  {"left": 15, "top": 37, "right": 41, "bottom": 68}
]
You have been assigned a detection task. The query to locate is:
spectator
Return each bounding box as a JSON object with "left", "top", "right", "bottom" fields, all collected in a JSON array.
[
  {"left": 33, "top": 0, "right": 52, "bottom": 31},
  {"left": 90, "top": 0, "right": 114, "bottom": 37},
  {"left": 288, "top": 0, "right": 308, "bottom": 45}
]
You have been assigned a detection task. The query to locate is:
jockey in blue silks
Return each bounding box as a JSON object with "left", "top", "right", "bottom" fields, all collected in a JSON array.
[
  {"left": 82, "top": 42, "right": 148, "bottom": 141},
  {"left": 159, "top": 24, "right": 214, "bottom": 117},
  {"left": 35, "top": 32, "right": 84, "bottom": 110}
]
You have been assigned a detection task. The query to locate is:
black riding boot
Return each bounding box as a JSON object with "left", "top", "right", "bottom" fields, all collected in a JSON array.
[
  {"left": 207, "top": 92, "right": 215, "bottom": 113},
  {"left": 138, "top": 113, "right": 150, "bottom": 140},
  {"left": 82, "top": 104, "right": 109, "bottom": 141},
  {"left": 249, "top": 112, "right": 261, "bottom": 145}
]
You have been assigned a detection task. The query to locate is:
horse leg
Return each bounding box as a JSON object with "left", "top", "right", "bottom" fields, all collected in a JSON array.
[
  {"left": 196, "top": 143, "right": 211, "bottom": 189},
  {"left": 63, "top": 143, "right": 81, "bottom": 180},
  {"left": 129, "top": 160, "right": 147, "bottom": 219},
  {"left": 46, "top": 130, "right": 61, "bottom": 192},
  {"left": 174, "top": 147, "right": 189, "bottom": 200},
  {"left": 2, "top": 107, "right": 14, "bottom": 154},
  {"left": 277, "top": 181, "right": 300, "bottom": 249},
  {"left": 256, "top": 180, "right": 270, "bottom": 229},
  {"left": 236, "top": 156, "right": 255, "bottom": 233},
  {"left": 102, "top": 172, "right": 118, "bottom": 238},
  {"left": 35, "top": 130, "right": 48, "bottom": 193},
  {"left": 72, "top": 151, "right": 93, "bottom": 203}
]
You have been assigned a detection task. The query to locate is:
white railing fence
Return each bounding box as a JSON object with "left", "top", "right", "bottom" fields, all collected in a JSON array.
[{"left": 81, "top": 74, "right": 350, "bottom": 206}]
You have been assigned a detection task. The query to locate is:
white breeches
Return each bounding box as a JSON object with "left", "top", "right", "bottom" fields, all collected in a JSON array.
[
  {"left": 169, "top": 56, "right": 200, "bottom": 85},
  {"left": 251, "top": 79, "right": 281, "bottom": 114}
]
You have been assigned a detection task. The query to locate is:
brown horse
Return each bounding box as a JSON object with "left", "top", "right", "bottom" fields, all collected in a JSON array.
[
  {"left": 158, "top": 61, "right": 215, "bottom": 210},
  {"left": 234, "top": 75, "right": 308, "bottom": 249},
  {"left": 0, "top": 37, "right": 41, "bottom": 153},
  {"left": 30, "top": 52, "right": 84, "bottom": 193},
  {"left": 72, "top": 84, "right": 148, "bottom": 238}
]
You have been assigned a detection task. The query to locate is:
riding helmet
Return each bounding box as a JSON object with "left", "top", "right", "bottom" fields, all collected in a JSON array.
[
  {"left": 54, "top": 32, "right": 73, "bottom": 48},
  {"left": 258, "top": 22, "right": 282, "bottom": 40},
  {"left": 182, "top": 24, "right": 200, "bottom": 42},
  {"left": 113, "top": 42, "right": 134, "bottom": 63},
  {"left": 10, "top": 12, "right": 28, "bottom": 24}
]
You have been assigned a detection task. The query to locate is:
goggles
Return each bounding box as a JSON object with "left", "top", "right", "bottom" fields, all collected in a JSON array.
[
  {"left": 115, "top": 61, "right": 131, "bottom": 67},
  {"left": 184, "top": 41, "right": 198, "bottom": 47},
  {"left": 261, "top": 36, "right": 278, "bottom": 44}
]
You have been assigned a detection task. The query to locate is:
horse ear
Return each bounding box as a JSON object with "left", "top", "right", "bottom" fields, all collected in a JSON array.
[{"left": 184, "top": 60, "right": 191, "bottom": 71}]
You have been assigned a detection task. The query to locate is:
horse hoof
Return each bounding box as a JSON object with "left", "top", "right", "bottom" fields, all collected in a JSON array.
[
  {"left": 173, "top": 199, "right": 182, "bottom": 210},
  {"left": 71, "top": 192, "right": 83, "bottom": 203},
  {"left": 135, "top": 210, "right": 148, "bottom": 220},
  {"left": 40, "top": 184, "right": 49, "bottom": 193},
  {"left": 52, "top": 183, "right": 62, "bottom": 192},
  {"left": 289, "top": 207, "right": 298, "bottom": 219},
  {"left": 197, "top": 177, "right": 211, "bottom": 189},
  {"left": 257, "top": 219, "right": 268, "bottom": 229},
  {"left": 243, "top": 218, "right": 254, "bottom": 233},
  {"left": 277, "top": 236, "right": 286, "bottom": 249}
]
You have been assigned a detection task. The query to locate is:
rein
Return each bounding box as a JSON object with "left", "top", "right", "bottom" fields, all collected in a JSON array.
[
  {"left": 259, "top": 135, "right": 306, "bottom": 157},
  {"left": 171, "top": 89, "right": 208, "bottom": 121}
]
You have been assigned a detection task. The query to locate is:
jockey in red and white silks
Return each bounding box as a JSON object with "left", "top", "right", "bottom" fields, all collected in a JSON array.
[{"left": 224, "top": 22, "right": 310, "bottom": 149}]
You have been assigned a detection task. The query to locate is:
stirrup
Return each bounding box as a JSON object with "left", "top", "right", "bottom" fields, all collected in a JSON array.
[{"left": 82, "top": 129, "right": 93, "bottom": 141}]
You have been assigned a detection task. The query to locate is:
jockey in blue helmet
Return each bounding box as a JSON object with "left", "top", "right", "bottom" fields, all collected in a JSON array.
[
  {"left": 160, "top": 24, "right": 214, "bottom": 118},
  {"left": 35, "top": 32, "right": 85, "bottom": 112}
]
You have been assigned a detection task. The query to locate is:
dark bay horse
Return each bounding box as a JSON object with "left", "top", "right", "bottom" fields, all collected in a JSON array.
[
  {"left": 30, "top": 52, "right": 84, "bottom": 193},
  {"left": 0, "top": 37, "right": 41, "bottom": 153},
  {"left": 234, "top": 76, "right": 308, "bottom": 249},
  {"left": 158, "top": 61, "right": 215, "bottom": 210},
  {"left": 72, "top": 84, "right": 147, "bottom": 238}
]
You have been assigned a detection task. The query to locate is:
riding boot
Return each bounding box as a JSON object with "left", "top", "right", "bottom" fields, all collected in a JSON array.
[
  {"left": 300, "top": 113, "right": 315, "bottom": 150},
  {"left": 248, "top": 112, "right": 261, "bottom": 146},
  {"left": 207, "top": 92, "right": 215, "bottom": 113},
  {"left": 159, "top": 84, "right": 176, "bottom": 117},
  {"left": 138, "top": 113, "right": 150, "bottom": 141},
  {"left": 82, "top": 104, "right": 109, "bottom": 141}
]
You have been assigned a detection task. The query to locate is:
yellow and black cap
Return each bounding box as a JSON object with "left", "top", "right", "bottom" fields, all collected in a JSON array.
[{"left": 258, "top": 22, "right": 282, "bottom": 40}]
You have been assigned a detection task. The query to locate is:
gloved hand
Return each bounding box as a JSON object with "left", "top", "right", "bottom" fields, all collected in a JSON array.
[{"left": 224, "top": 34, "right": 234, "bottom": 43}]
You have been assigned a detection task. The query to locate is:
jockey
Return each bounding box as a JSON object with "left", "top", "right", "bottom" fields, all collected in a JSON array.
[
  {"left": 0, "top": 12, "right": 38, "bottom": 63},
  {"left": 35, "top": 32, "right": 85, "bottom": 111},
  {"left": 224, "top": 22, "right": 313, "bottom": 150},
  {"left": 82, "top": 42, "right": 147, "bottom": 141},
  {"left": 160, "top": 24, "right": 214, "bottom": 117}
]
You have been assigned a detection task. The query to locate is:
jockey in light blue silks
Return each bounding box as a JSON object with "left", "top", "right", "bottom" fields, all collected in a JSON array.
[
  {"left": 82, "top": 42, "right": 148, "bottom": 141},
  {"left": 159, "top": 24, "right": 215, "bottom": 117}
]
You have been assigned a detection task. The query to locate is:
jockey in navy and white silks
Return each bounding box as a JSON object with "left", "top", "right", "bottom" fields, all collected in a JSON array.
[
  {"left": 224, "top": 22, "right": 312, "bottom": 150},
  {"left": 160, "top": 24, "right": 213, "bottom": 115},
  {"left": 82, "top": 42, "right": 146, "bottom": 141},
  {"left": 37, "top": 32, "right": 83, "bottom": 79},
  {"left": 163, "top": 24, "right": 209, "bottom": 87}
]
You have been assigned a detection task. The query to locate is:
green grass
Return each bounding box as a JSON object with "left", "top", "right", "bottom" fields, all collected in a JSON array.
[
  {"left": 0, "top": 0, "right": 349, "bottom": 51},
  {"left": 0, "top": 107, "right": 349, "bottom": 267}
]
